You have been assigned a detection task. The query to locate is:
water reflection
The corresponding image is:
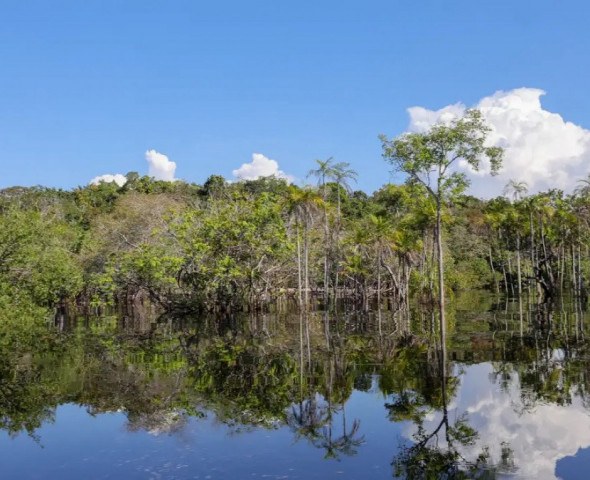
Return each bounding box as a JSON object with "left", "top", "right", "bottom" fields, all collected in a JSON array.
[
  {"left": 1, "top": 296, "right": 590, "bottom": 478},
  {"left": 391, "top": 337, "right": 506, "bottom": 479},
  {"left": 287, "top": 396, "right": 365, "bottom": 459}
]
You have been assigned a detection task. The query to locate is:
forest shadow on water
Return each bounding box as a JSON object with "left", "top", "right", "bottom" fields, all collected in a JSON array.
[{"left": 1, "top": 292, "right": 590, "bottom": 479}]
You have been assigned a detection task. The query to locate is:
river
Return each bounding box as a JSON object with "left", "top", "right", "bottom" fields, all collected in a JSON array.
[{"left": 1, "top": 292, "right": 589, "bottom": 479}]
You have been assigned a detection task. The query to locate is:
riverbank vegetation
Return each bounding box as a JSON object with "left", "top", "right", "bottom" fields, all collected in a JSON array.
[{"left": 1, "top": 112, "right": 590, "bottom": 319}]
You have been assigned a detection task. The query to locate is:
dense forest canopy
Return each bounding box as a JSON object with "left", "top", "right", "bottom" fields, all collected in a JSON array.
[
  {"left": 2, "top": 162, "right": 589, "bottom": 318},
  {"left": 1, "top": 112, "right": 589, "bottom": 320}
]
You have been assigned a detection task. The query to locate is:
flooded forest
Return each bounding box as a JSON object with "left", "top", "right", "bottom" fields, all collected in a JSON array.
[{"left": 2, "top": 114, "right": 590, "bottom": 479}]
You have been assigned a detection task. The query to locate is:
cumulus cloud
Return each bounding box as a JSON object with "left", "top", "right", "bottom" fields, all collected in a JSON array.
[
  {"left": 405, "top": 88, "right": 590, "bottom": 197},
  {"left": 89, "top": 174, "right": 127, "bottom": 187},
  {"left": 232, "top": 153, "right": 293, "bottom": 181},
  {"left": 403, "top": 362, "right": 590, "bottom": 479},
  {"left": 89, "top": 149, "right": 177, "bottom": 187},
  {"left": 145, "top": 149, "right": 176, "bottom": 181}
]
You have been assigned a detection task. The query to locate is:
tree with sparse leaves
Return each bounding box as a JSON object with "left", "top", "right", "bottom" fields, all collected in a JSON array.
[{"left": 380, "top": 109, "right": 503, "bottom": 353}]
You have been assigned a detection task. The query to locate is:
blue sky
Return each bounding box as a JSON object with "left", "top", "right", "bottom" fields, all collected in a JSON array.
[{"left": 2, "top": 0, "right": 589, "bottom": 195}]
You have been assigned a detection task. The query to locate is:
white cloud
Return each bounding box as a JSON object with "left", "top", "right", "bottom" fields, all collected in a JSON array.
[
  {"left": 407, "top": 102, "right": 466, "bottom": 133},
  {"left": 89, "top": 174, "right": 127, "bottom": 187},
  {"left": 232, "top": 153, "right": 293, "bottom": 181},
  {"left": 405, "top": 88, "right": 590, "bottom": 197},
  {"left": 145, "top": 149, "right": 176, "bottom": 181},
  {"left": 89, "top": 149, "right": 176, "bottom": 187}
]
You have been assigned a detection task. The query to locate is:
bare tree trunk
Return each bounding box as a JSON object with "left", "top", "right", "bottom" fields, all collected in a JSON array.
[
  {"left": 489, "top": 245, "right": 499, "bottom": 294},
  {"left": 377, "top": 248, "right": 382, "bottom": 306},
  {"left": 420, "top": 234, "right": 427, "bottom": 291},
  {"left": 516, "top": 233, "right": 522, "bottom": 296},
  {"left": 304, "top": 226, "right": 309, "bottom": 309},
  {"left": 430, "top": 227, "right": 437, "bottom": 299},
  {"left": 541, "top": 219, "right": 554, "bottom": 286},
  {"left": 530, "top": 210, "right": 535, "bottom": 278},
  {"left": 436, "top": 202, "right": 446, "bottom": 357},
  {"left": 324, "top": 210, "right": 329, "bottom": 307},
  {"left": 333, "top": 188, "right": 342, "bottom": 307},
  {"left": 297, "top": 224, "right": 303, "bottom": 307},
  {"left": 572, "top": 244, "right": 577, "bottom": 294},
  {"left": 502, "top": 262, "right": 509, "bottom": 296},
  {"left": 559, "top": 244, "right": 565, "bottom": 291},
  {"left": 337, "top": 187, "right": 341, "bottom": 222},
  {"left": 324, "top": 252, "right": 329, "bottom": 306},
  {"left": 577, "top": 244, "right": 584, "bottom": 297},
  {"left": 507, "top": 254, "right": 515, "bottom": 296},
  {"left": 334, "top": 270, "right": 339, "bottom": 305}
]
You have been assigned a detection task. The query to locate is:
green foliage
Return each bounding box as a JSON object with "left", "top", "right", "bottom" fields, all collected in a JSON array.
[
  {"left": 173, "top": 191, "right": 292, "bottom": 308},
  {"left": 3, "top": 142, "right": 590, "bottom": 317},
  {"left": 0, "top": 209, "right": 84, "bottom": 307},
  {"left": 447, "top": 257, "right": 494, "bottom": 291},
  {"left": 380, "top": 109, "right": 503, "bottom": 204}
]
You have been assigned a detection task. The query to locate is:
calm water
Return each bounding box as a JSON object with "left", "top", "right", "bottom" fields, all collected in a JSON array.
[{"left": 1, "top": 293, "right": 590, "bottom": 479}]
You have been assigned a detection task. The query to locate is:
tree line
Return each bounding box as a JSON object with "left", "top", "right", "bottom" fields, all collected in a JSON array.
[{"left": 1, "top": 110, "right": 589, "bottom": 318}]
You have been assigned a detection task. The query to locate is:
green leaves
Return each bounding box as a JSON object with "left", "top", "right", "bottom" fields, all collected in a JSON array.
[
  {"left": 381, "top": 109, "right": 504, "bottom": 202},
  {"left": 169, "top": 192, "right": 292, "bottom": 308},
  {"left": 0, "top": 209, "right": 84, "bottom": 307}
]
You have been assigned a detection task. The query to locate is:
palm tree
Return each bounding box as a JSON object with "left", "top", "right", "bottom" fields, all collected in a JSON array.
[
  {"left": 503, "top": 179, "right": 528, "bottom": 203},
  {"left": 307, "top": 158, "right": 337, "bottom": 305},
  {"left": 331, "top": 162, "right": 358, "bottom": 221},
  {"left": 331, "top": 162, "right": 357, "bottom": 302},
  {"left": 286, "top": 186, "right": 324, "bottom": 308},
  {"left": 307, "top": 157, "right": 336, "bottom": 198},
  {"left": 287, "top": 396, "right": 328, "bottom": 442},
  {"left": 504, "top": 180, "right": 529, "bottom": 296},
  {"left": 313, "top": 412, "right": 364, "bottom": 459}
]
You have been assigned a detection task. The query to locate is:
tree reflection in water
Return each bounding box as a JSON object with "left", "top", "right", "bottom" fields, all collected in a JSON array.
[
  {"left": 287, "top": 310, "right": 365, "bottom": 459},
  {"left": 389, "top": 298, "right": 590, "bottom": 479},
  {"left": 287, "top": 396, "right": 364, "bottom": 459},
  {"left": 1, "top": 297, "right": 590, "bottom": 476},
  {"left": 390, "top": 338, "right": 498, "bottom": 479}
]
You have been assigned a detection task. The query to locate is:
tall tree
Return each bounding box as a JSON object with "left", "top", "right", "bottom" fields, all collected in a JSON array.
[
  {"left": 503, "top": 179, "right": 528, "bottom": 203},
  {"left": 331, "top": 162, "right": 357, "bottom": 302},
  {"left": 504, "top": 180, "right": 528, "bottom": 296},
  {"left": 308, "top": 158, "right": 336, "bottom": 198},
  {"left": 286, "top": 186, "right": 324, "bottom": 308},
  {"left": 308, "top": 158, "right": 337, "bottom": 305},
  {"left": 331, "top": 162, "right": 358, "bottom": 221},
  {"left": 380, "top": 109, "right": 503, "bottom": 357}
]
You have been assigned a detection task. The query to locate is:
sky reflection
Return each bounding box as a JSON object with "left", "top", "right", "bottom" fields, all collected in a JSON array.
[{"left": 403, "top": 363, "right": 590, "bottom": 479}]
